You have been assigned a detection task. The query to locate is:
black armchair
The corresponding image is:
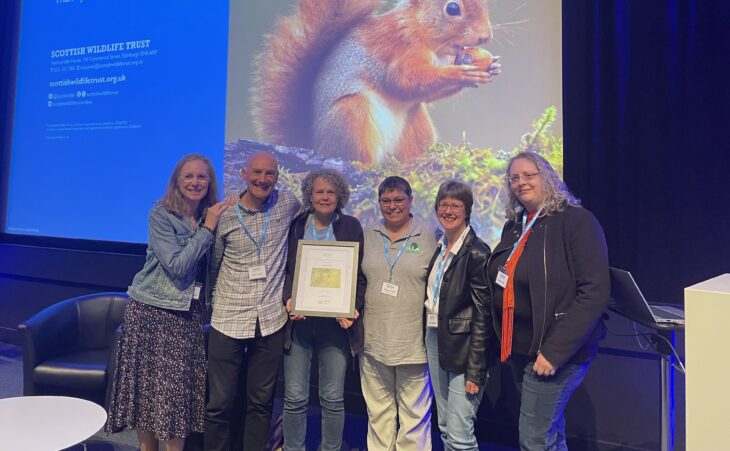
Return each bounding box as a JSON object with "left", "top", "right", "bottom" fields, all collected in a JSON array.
[{"left": 17, "top": 292, "right": 129, "bottom": 407}]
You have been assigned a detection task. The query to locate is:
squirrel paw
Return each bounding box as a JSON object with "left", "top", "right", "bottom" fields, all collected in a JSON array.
[
  {"left": 486, "top": 55, "right": 502, "bottom": 78},
  {"left": 453, "top": 64, "right": 493, "bottom": 85},
  {"left": 486, "top": 63, "right": 502, "bottom": 80}
]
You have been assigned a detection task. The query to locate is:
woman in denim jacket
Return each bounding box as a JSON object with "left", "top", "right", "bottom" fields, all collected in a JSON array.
[{"left": 106, "top": 154, "right": 233, "bottom": 451}]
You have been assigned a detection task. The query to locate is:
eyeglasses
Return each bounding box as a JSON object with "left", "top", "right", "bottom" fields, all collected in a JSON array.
[
  {"left": 507, "top": 171, "right": 540, "bottom": 184},
  {"left": 437, "top": 202, "right": 465, "bottom": 212},
  {"left": 379, "top": 197, "right": 409, "bottom": 207},
  {"left": 179, "top": 173, "right": 210, "bottom": 183}
]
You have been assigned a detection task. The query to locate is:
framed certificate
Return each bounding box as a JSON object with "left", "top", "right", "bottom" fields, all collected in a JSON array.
[{"left": 291, "top": 240, "right": 359, "bottom": 318}]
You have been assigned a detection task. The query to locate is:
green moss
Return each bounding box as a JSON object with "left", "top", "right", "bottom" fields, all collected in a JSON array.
[{"left": 280, "top": 106, "right": 563, "bottom": 246}]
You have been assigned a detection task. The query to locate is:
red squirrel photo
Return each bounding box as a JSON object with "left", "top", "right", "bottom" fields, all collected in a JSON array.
[{"left": 252, "top": 0, "right": 501, "bottom": 163}]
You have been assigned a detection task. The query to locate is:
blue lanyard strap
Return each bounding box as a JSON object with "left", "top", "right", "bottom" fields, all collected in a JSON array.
[
  {"left": 235, "top": 201, "right": 272, "bottom": 260},
  {"left": 306, "top": 214, "right": 334, "bottom": 241},
  {"left": 506, "top": 207, "right": 543, "bottom": 263},
  {"left": 382, "top": 234, "right": 410, "bottom": 281},
  {"left": 431, "top": 238, "right": 448, "bottom": 308}
]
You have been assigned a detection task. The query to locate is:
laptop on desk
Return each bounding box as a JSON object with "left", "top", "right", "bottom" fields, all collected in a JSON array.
[{"left": 609, "top": 267, "right": 685, "bottom": 326}]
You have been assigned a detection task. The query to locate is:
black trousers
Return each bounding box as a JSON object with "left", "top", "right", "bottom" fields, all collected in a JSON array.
[{"left": 204, "top": 323, "right": 285, "bottom": 451}]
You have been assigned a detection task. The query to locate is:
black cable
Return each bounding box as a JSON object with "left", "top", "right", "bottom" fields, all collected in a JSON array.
[{"left": 605, "top": 322, "right": 686, "bottom": 374}]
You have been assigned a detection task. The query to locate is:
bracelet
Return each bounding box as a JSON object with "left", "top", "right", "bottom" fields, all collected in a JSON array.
[{"left": 200, "top": 224, "right": 213, "bottom": 234}]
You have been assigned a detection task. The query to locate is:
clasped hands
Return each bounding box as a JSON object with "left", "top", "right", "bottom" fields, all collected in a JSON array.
[{"left": 285, "top": 298, "right": 359, "bottom": 329}]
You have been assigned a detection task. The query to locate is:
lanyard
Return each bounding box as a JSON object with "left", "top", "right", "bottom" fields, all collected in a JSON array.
[
  {"left": 234, "top": 201, "right": 272, "bottom": 260},
  {"left": 505, "top": 207, "right": 543, "bottom": 263},
  {"left": 306, "top": 214, "right": 334, "bottom": 241},
  {"left": 382, "top": 234, "right": 410, "bottom": 281},
  {"left": 431, "top": 239, "right": 448, "bottom": 308}
]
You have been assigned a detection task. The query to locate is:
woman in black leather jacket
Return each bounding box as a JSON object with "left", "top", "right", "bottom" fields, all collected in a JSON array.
[{"left": 424, "top": 180, "right": 493, "bottom": 451}]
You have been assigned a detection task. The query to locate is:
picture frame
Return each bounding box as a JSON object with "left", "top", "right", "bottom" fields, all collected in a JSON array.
[{"left": 291, "top": 240, "right": 358, "bottom": 318}]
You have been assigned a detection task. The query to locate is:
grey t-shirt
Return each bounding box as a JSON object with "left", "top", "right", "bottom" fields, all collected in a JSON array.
[{"left": 362, "top": 217, "right": 438, "bottom": 365}]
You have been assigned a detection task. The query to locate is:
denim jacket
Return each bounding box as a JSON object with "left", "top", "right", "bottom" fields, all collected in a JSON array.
[{"left": 127, "top": 204, "right": 214, "bottom": 311}]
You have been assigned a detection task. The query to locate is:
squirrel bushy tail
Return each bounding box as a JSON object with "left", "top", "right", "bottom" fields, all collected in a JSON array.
[{"left": 252, "top": 0, "right": 380, "bottom": 149}]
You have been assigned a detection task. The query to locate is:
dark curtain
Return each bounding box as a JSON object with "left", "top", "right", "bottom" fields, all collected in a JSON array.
[{"left": 563, "top": 0, "right": 730, "bottom": 304}]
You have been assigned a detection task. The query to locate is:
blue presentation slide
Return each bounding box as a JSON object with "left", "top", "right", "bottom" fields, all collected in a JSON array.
[{"left": 6, "top": 0, "right": 229, "bottom": 243}]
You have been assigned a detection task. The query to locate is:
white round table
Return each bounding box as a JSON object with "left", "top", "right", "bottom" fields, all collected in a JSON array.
[{"left": 0, "top": 396, "right": 107, "bottom": 451}]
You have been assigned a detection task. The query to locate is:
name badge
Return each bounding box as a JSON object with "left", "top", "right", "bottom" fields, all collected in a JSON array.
[
  {"left": 496, "top": 267, "right": 509, "bottom": 288},
  {"left": 427, "top": 312, "right": 438, "bottom": 328},
  {"left": 381, "top": 281, "right": 399, "bottom": 298},
  {"left": 193, "top": 282, "right": 203, "bottom": 301},
  {"left": 248, "top": 265, "right": 267, "bottom": 280}
]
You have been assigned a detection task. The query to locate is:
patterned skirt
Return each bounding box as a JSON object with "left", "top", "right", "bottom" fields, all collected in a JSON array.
[{"left": 105, "top": 297, "right": 206, "bottom": 440}]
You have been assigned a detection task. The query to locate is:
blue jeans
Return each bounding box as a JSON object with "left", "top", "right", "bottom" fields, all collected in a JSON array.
[
  {"left": 508, "top": 354, "right": 589, "bottom": 451},
  {"left": 283, "top": 318, "right": 349, "bottom": 451},
  {"left": 425, "top": 327, "right": 484, "bottom": 451}
]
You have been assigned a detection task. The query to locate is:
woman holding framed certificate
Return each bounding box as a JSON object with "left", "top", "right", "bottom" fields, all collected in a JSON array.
[
  {"left": 281, "top": 168, "right": 366, "bottom": 451},
  {"left": 425, "top": 180, "right": 494, "bottom": 451}
]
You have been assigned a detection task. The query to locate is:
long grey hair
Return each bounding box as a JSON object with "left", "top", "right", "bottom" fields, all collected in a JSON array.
[{"left": 504, "top": 152, "right": 580, "bottom": 222}]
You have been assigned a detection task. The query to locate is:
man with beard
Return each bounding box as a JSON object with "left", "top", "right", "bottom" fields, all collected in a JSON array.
[{"left": 204, "top": 151, "right": 301, "bottom": 451}]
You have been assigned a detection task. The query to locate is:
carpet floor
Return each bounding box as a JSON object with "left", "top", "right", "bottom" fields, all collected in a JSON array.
[{"left": 1, "top": 342, "right": 515, "bottom": 450}]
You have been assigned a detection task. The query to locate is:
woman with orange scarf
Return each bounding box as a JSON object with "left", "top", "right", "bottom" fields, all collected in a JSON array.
[{"left": 487, "top": 152, "right": 610, "bottom": 450}]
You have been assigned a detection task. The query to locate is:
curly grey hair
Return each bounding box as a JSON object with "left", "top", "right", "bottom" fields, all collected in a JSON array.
[
  {"left": 505, "top": 152, "right": 581, "bottom": 222},
  {"left": 301, "top": 168, "right": 350, "bottom": 211}
]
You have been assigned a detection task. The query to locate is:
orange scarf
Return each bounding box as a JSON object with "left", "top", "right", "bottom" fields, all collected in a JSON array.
[{"left": 500, "top": 211, "right": 537, "bottom": 362}]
